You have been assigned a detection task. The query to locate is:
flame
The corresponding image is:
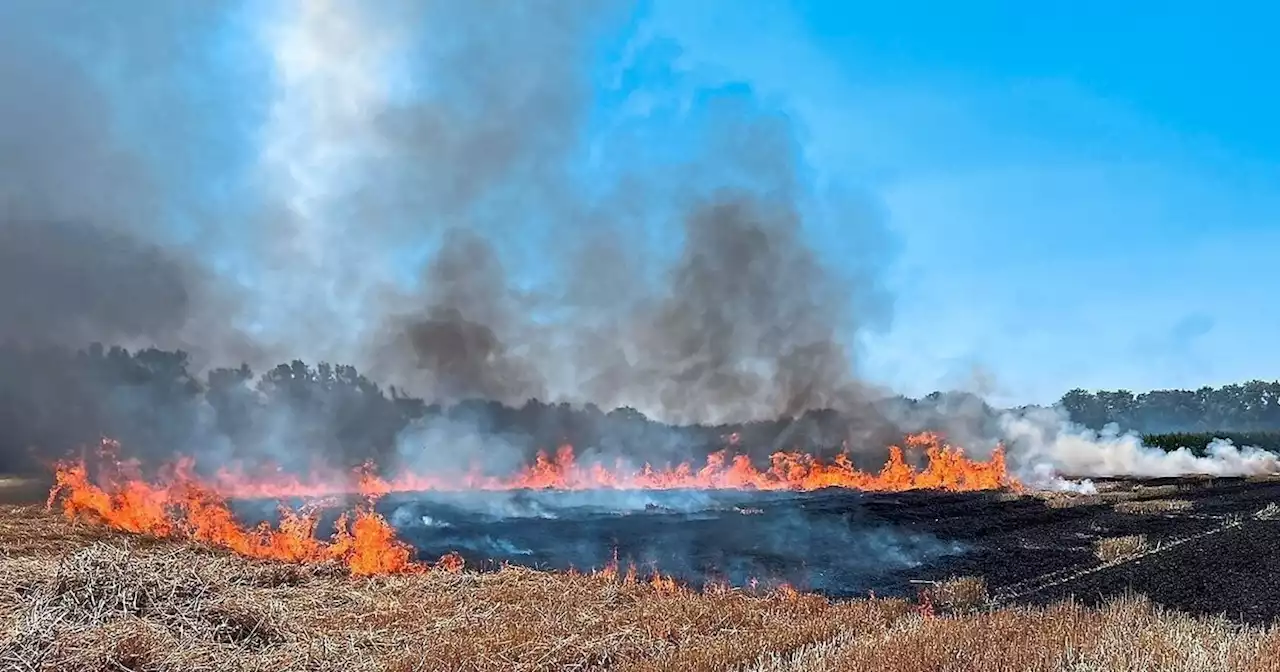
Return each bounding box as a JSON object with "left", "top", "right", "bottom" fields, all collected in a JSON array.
[
  {"left": 46, "top": 443, "right": 436, "bottom": 576},
  {"left": 45, "top": 433, "right": 1015, "bottom": 577},
  {"left": 589, "top": 548, "right": 686, "bottom": 594},
  {"left": 210, "top": 432, "right": 1016, "bottom": 499}
]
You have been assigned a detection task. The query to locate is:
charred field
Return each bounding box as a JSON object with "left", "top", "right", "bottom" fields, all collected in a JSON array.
[
  {"left": 232, "top": 475, "right": 1280, "bottom": 621},
  {"left": 8, "top": 475, "right": 1280, "bottom": 671}
]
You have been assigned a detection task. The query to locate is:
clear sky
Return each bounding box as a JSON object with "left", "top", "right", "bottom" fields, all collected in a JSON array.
[{"left": 648, "top": 0, "right": 1280, "bottom": 405}]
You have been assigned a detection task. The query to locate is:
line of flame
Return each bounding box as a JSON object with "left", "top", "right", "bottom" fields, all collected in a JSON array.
[
  {"left": 211, "top": 432, "right": 1016, "bottom": 499},
  {"left": 45, "top": 433, "right": 1016, "bottom": 576}
]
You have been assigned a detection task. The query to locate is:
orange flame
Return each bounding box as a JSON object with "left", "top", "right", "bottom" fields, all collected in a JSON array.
[
  {"left": 46, "top": 433, "right": 1015, "bottom": 577},
  {"left": 209, "top": 432, "right": 1015, "bottom": 499},
  {"left": 46, "top": 444, "right": 435, "bottom": 576}
]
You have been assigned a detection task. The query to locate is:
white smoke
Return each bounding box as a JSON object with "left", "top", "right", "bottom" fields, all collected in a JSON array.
[
  {"left": 251, "top": 0, "right": 409, "bottom": 361},
  {"left": 1001, "top": 406, "right": 1280, "bottom": 488}
]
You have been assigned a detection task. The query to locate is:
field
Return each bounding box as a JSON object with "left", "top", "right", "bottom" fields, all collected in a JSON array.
[{"left": 7, "top": 476, "right": 1280, "bottom": 671}]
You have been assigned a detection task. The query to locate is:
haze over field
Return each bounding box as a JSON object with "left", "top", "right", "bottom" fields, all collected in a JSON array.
[{"left": 0, "top": 1, "right": 1276, "bottom": 487}]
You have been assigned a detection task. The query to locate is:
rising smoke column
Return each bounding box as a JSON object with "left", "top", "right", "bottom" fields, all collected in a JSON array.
[
  {"left": 11, "top": 0, "right": 1267, "bottom": 488},
  {"left": 0, "top": 3, "right": 203, "bottom": 351},
  {"left": 253, "top": 0, "right": 625, "bottom": 402},
  {"left": 0, "top": 0, "right": 899, "bottom": 469},
  {"left": 251, "top": 0, "right": 422, "bottom": 367},
  {"left": 250, "top": 0, "right": 895, "bottom": 430}
]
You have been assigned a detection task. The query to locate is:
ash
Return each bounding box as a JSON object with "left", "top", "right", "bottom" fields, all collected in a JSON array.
[{"left": 379, "top": 488, "right": 966, "bottom": 595}]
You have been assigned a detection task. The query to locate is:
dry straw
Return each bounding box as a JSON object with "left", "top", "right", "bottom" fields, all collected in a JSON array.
[{"left": 4, "top": 504, "right": 1280, "bottom": 671}]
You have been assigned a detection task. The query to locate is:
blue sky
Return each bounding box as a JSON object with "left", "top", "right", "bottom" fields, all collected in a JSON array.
[{"left": 648, "top": 0, "right": 1280, "bottom": 405}]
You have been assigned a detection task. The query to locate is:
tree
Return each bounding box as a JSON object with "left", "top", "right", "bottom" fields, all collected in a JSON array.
[
  {"left": 3, "top": 341, "right": 1280, "bottom": 476},
  {"left": 1060, "top": 389, "right": 1108, "bottom": 429}
]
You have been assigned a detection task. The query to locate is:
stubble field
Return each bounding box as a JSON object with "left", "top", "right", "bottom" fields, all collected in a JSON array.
[{"left": 5, "top": 475, "right": 1280, "bottom": 671}]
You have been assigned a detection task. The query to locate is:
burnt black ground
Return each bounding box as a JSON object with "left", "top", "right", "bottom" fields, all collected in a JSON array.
[
  {"left": 197, "top": 475, "right": 1280, "bottom": 625},
  {"left": 798, "top": 476, "right": 1280, "bottom": 624},
  {"left": 241, "top": 476, "right": 1280, "bottom": 624},
  {"left": 377, "top": 488, "right": 968, "bottom": 594}
]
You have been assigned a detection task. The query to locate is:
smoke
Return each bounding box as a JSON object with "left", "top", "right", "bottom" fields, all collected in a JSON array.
[
  {"left": 0, "top": 222, "right": 189, "bottom": 345},
  {"left": 0, "top": 7, "right": 185, "bottom": 348},
  {"left": 383, "top": 228, "right": 548, "bottom": 403},
  {"left": 0, "top": 1, "right": 264, "bottom": 367},
  {"left": 623, "top": 194, "right": 871, "bottom": 424},
  {"left": 1000, "top": 406, "right": 1280, "bottom": 486},
  {"left": 3, "top": 1, "right": 1274, "bottom": 489},
  {"left": 388, "top": 408, "right": 537, "bottom": 478},
  {"left": 378, "top": 489, "right": 965, "bottom": 593},
  {"left": 0, "top": 0, "right": 892, "bottom": 436}
]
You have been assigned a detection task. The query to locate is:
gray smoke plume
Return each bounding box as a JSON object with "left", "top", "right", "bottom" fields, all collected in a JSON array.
[
  {"left": 382, "top": 228, "right": 548, "bottom": 403},
  {"left": 0, "top": 7, "right": 182, "bottom": 346},
  {"left": 623, "top": 194, "right": 865, "bottom": 424},
  {"left": 0, "top": 1, "right": 260, "bottom": 366},
  {"left": 0, "top": 221, "right": 190, "bottom": 345},
  {"left": 339, "top": 1, "right": 892, "bottom": 424},
  {"left": 0, "top": 0, "right": 897, "bottom": 466},
  {"left": 8, "top": 1, "right": 1272, "bottom": 497}
]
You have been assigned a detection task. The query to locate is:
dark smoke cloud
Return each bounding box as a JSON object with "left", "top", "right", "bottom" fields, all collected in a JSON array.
[
  {"left": 0, "top": 221, "right": 191, "bottom": 345},
  {"left": 385, "top": 228, "right": 547, "bottom": 403},
  {"left": 0, "top": 10, "right": 179, "bottom": 345},
  {"left": 0, "top": 0, "right": 259, "bottom": 365},
  {"left": 546, "top": 91, "right": 892, "bottom": 425},
  {"left": 297, "top": 1, "right": 896, "bottom": 427},
  {"left": 0, "top": 0, "right": 897, "bottom": 447},
  {"left": 639, "top": 195, "right": 863, "bottom": 423}
]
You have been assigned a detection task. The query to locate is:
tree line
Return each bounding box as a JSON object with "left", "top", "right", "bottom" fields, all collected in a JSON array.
[
  {"left": 1140, "top": 432, "right": 1280, "bottom": 455},
  {"left": 1059, "top": 383, "right": 1280, "bottom": 435},
  {"left": 1, "top": 342, "right": 1277, "bottom": 475},
  {"left": 0, "top": 343, "right": 861, "bottom": 475}
]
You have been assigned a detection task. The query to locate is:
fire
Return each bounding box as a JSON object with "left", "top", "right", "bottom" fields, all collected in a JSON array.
[
  {"left": 46, "top": 446, "right": 434, "bottom": 576},
  {"left": 45, "top": 433, "right": 1015, "bottom": 577},
  {"left": 588, "top": 548, "right": 686, "bottom": 594},
  {"left": 210, "top": 432, "right": 1016, "bottom": 499}
]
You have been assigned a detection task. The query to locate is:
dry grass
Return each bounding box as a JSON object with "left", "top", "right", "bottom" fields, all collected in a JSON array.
[
  {"left": 1131, "top": 484, "right": 1183, "bottom": 497},
  {"left": 5, "top": 505, "right": 1280, "bottom": 671},
  {"left": 1256, "top": 503, "right": 1280, "bottom": 521},
  {"left": 1034, "top": 483, "right": 1202, "bottom": 511},
  {"left": 741, "top": 596, "right": 1280, "bottom": 672},
  {"left": 1093, "top": 534, "right": 1152, "bottom": 563},
  {"left": 1036, "top": 492, "right": 1103, "bottom": 509},
  {"left": 918, "top": 576, "right": 990, "bottom": 615},
  {"left": 1114, "top": 499, "right": 1195, "bottom": 515},
  {"left": 1097, "top": 490, "right": 1145, "bottom": 502}
]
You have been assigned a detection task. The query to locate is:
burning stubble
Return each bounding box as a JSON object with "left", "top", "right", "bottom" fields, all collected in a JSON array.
[{"left": 47, "top": 435, "right": 994, "bottom": 587}]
